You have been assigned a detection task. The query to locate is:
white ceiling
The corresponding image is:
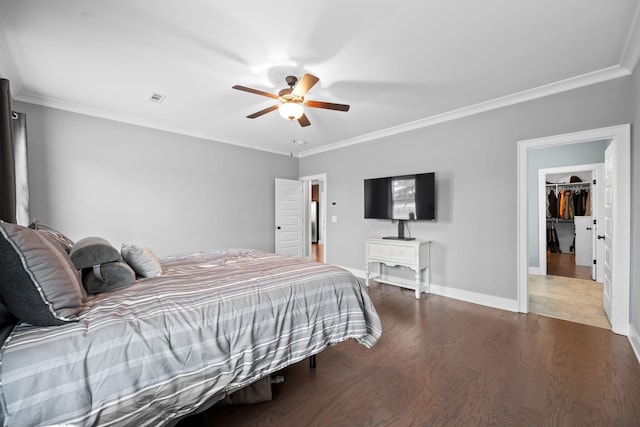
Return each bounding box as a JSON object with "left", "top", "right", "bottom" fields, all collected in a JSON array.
[{"left": 1, "top": 0, "right": 639, "bottom": 156}]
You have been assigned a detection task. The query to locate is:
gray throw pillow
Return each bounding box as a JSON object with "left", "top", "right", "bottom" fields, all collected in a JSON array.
[
  {"left": 0, "top": 221, "right": 85, "bottom": 326},
  {"left": 121, "top": 243, "right": 162, "bottom": 278},
  {"left": 82, "top": 260, "right": 136, "bottom": 294},
  {"left": 70, "top": 237, "right": 120, "bottom": 269},
  {"left": 0, "top": 298, "right": 17, "bottom": 329}
]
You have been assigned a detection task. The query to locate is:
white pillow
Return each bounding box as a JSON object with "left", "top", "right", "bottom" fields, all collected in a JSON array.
[{"left": 121, "top": 243, "right": 162, "bottom": 278}]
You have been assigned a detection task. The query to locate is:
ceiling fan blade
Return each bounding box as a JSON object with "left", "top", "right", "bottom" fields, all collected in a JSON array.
[
  {"left": 306, "top": 100, "right": 350, "bottom": 112},
  {"left": 297, "top": 113, "right": 311, "bottom": 127},
  {"left": 232, "top": 85, "right": 279, "bottom": 99},
  {"left": 292, "top": 74, "right": 319, "bottom": 97},
  {"left": 247, "top": 104, "right": 279, "bottom": 119}
]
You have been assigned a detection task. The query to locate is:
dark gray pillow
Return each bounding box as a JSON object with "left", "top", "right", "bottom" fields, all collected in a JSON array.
[
  {"left": 0, "top": 221, "right": 85, "bottom": 326},
  {"left": 121, "top": 243, "right": 162, "bottom": 278},
  {"left": 28, "top": 220, "right": 74, "bottom": 254},
  {"left": 0, "top": 298, "right": 17, "bottom": 329},
  {"left": 82, "top": 260, "right": 135, "bottom": 294},
  {"left": 70, "top": 237, "right": 120, "bottom": 269}
]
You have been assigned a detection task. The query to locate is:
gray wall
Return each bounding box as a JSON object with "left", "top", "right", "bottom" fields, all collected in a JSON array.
[
  {"left": 16, "top": 102, "right": 298, "bottom": 258},
  {"left": 300, "top": 77, "right": 633, "bottom": 302},
  {"left": 527, "top": 140, "right": 608, "bottom": 267}
]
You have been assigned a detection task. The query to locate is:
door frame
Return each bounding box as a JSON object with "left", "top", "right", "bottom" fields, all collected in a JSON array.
[
  {"left": 517, "top": 124, "right": 630, "bottom": 335},
  {"left": 299, "top": 173, "right": 327, "bottom": 262}
]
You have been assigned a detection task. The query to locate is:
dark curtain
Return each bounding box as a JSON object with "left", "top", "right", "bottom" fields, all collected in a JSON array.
[{"left": 0, "top": 78, "right": 17, "bottom": 223}]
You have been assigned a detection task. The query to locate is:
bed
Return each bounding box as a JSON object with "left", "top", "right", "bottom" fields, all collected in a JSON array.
[{"left": 0, "top": 221, "right": 382, "bottom": 426}]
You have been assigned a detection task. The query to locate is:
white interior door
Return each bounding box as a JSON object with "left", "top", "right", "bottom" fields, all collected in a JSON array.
[
  {"left": 594, "top": 163, "right": 605, "bottom": 283},
  {"left": 574, "top": 216, "right": 592, "bottom": 268},
  {"left": 602, "top": 143, "right": 614, "bottom": 322},
  {"left": 275, "top": 178, "right": 303, "bottom": 256}
]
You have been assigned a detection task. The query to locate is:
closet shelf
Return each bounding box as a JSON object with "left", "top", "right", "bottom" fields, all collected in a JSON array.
[{"left": 546, "top": 182, "right": 590, "bottom": 188}]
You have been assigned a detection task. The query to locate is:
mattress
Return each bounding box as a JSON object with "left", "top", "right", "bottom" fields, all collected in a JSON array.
[{"left": 0, "top": 248, "right": 381, "bottom": 426}]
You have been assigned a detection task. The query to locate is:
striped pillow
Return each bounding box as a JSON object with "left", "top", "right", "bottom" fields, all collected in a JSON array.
[{"left": 0, "top": 221, "right": 85, "bottom": 326}]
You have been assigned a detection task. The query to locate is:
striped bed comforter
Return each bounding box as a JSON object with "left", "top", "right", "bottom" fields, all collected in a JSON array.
[{"left": 0, "top": 249, "right": 382, "bottom": 426}]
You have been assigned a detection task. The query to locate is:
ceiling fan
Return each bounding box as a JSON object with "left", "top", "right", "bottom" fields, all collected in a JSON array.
[{"left": 232, "top": 73, "right": 349, "bottom": 127}]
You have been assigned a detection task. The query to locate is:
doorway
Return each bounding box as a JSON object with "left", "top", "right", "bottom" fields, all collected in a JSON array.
[
  {"left": 300, "top": 173, "right": 327, "bottom": 263},
  {"left": 517, "top": 124, "right": 631, "bottom": 336},
  {"left": 531, "top": 162, "right": 608, "bottom": 328}
]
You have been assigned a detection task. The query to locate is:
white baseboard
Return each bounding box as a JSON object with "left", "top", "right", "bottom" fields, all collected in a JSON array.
[
  {"left": 429, "top": 284, "right": 519, "bottom": 312},
  {"left": 344, "top": 267, "right": 518, "bottom": 312},
  {"left": 629, "top": 322, "right": 640, "bottom": 365},
  {"left": 528, "top": 266, "right": 542, "bottom": 275}
]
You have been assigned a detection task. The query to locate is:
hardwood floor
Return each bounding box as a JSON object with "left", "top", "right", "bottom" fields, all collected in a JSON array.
[
  {"left": 178, "top": 283, "right": 640, "bottom": 426},
  {"left": 547, "top": 251, "right": 592, "bottom": 280},
  {"left": 529, "top": 274, "right": 610, "bottom": 329},
  {"left": 311, "top": 243, "right": 324, "bottom": 263}
]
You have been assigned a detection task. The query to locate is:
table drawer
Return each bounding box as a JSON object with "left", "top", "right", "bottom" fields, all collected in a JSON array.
[{"left": 366, "top": 241, "right": 419, "bottom": 263}]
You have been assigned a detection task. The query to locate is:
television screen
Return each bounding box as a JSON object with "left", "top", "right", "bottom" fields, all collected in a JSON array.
[{"left": 364, "top": 172, "right": 435, "bottom": 220}]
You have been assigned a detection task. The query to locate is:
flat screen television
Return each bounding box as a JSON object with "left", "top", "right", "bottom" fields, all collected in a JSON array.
[{"left": 364, "top": 172, "right": 435, "bottom": 239}]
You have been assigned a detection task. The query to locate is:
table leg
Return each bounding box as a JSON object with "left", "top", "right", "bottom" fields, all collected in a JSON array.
[{"left": 414, "top": 268, "right": 421, "bottom": 299}]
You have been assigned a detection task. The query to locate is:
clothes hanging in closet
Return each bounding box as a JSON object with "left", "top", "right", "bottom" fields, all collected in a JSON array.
[
  {"left": 576, "top": 188, "right": 591, "bottom": 216},
  {"left": 546, "top": 186, "right": 590, "bottom": 220},
  {"left": 547, "top": 224, "right": 561, "bottom": 253},
  {"left": 558, "top": 190, "right": 565, "bottom": 218},
  {"left": 564, "top": 190, "right": 574, "bottom": 220},
  {"left": 547, "top": 189, "right": 558, "bottom": 218}
]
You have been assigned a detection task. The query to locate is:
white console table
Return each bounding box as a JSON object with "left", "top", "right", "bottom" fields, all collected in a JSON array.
[{"left": 365, "top": 238, "right": 431, "bottom": 299}]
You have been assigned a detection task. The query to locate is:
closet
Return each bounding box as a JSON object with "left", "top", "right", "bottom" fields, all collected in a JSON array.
[
  {"left": 545, "top": 174, "right": 593, "bottom": 279},
  {"left": 546, "top": 181, "right": 591, "bottom": 250}
]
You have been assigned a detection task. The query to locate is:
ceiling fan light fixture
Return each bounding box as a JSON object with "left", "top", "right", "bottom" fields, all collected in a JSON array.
[
  {"left": 278, "top": 102, "right": 304, "bottom": 120},
  {"left": 233, "top": 73, "right": 349, "bottom": 127}
]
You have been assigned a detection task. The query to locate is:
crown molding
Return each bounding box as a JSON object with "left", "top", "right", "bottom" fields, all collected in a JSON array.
[
  {"left": 298, "top": 65, "right": 630, "bottom": 158},
  {"left": 14, "top": 91, "right": 295, "bottom": 157},
  {"left": 621, "top": 0, "right": 640, "bottom": 72}
]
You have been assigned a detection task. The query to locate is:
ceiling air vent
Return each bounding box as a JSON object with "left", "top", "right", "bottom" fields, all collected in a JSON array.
[{"left": 147, "top": 92, "right": 166, "bottom": 104}]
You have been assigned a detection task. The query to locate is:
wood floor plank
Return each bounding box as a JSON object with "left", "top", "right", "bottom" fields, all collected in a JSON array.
[{"left": 178, "top": 282, "right": 640, "bottom": 426}]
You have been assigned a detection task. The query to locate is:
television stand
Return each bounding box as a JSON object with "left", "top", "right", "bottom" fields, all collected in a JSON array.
[
  {"left": 382, "top": 219, "right": 415, "bottom": 240},
  {"left": 365, "top": 238, "right": 432, "bottom": 299}
]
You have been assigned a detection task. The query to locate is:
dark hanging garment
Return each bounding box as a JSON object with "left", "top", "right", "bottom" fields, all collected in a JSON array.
[
  {"left": 547, "top": 226, "right": 560, "bottom": 253},
  {"left": 548, "top": 189, "right": 558, "bottom": 218},
  {"left": 581, "top": 189, "right": 589, "bottom": 216},
  {"left": 573, "top": 188, "right": 589, "bottom": 217},
  {"left": 567, "top": 190, "right": 575, "bottom": 219}
]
